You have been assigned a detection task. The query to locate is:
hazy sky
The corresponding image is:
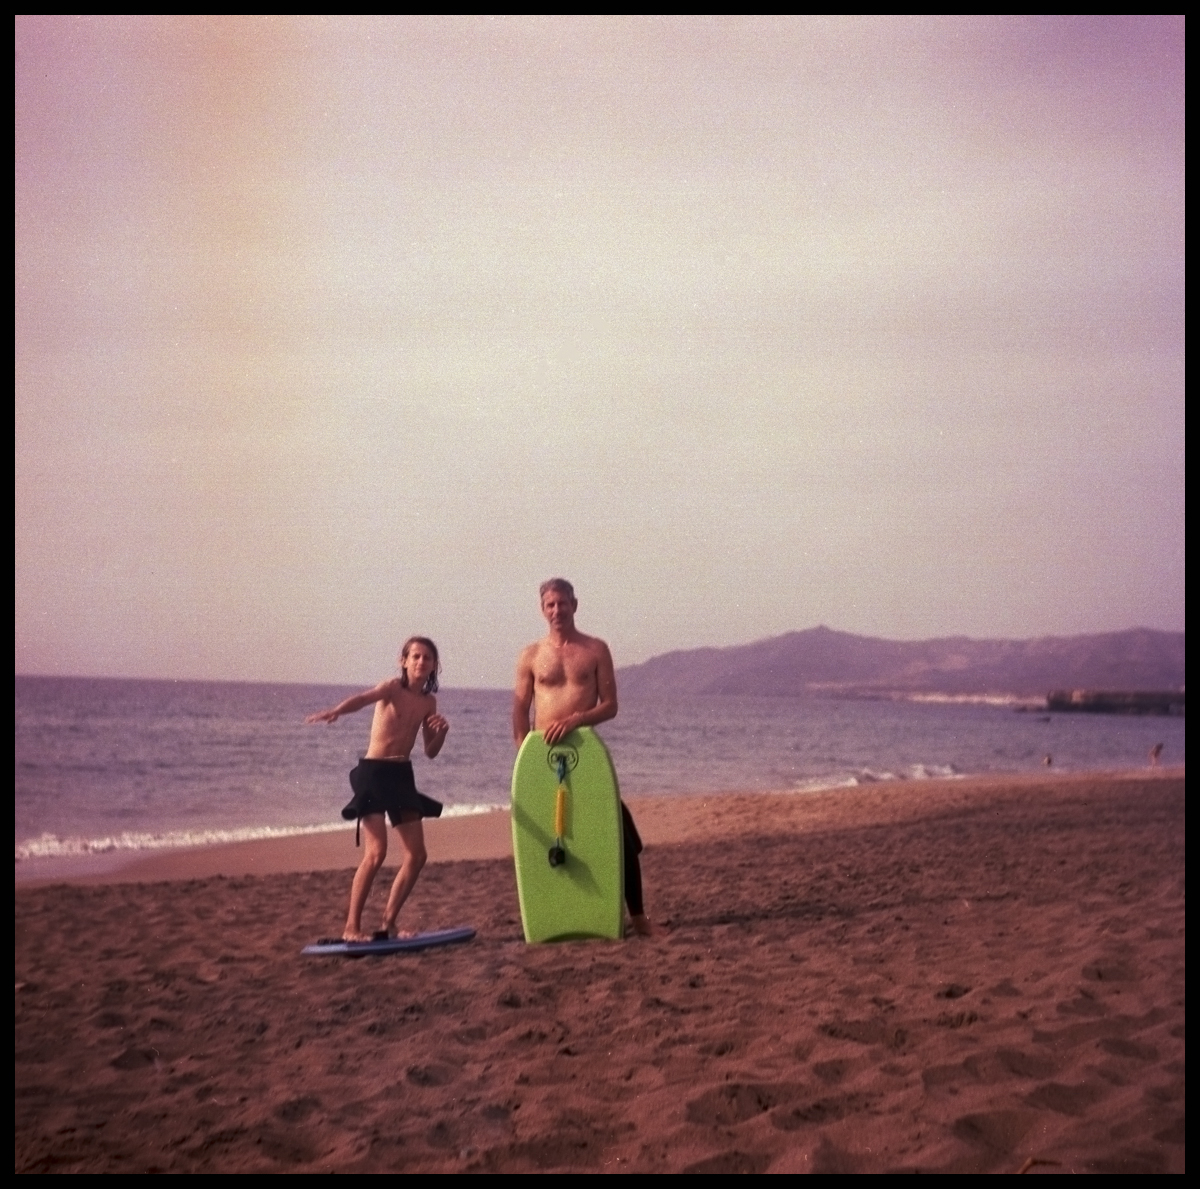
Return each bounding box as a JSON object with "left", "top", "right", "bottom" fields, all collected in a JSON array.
[{"left": 15, "top": 15, "right": 1185, "bottom": 688}]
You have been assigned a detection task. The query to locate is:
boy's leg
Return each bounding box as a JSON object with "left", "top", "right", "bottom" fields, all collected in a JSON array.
[
  {"left": 345, "top": 814, "right": 389, "bottom": 940},
  {"left": 380, "top": 813, "right": 428, "bottom": 937}
]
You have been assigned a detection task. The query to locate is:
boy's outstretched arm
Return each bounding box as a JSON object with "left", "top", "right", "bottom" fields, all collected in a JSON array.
[
  {"left": 305, "top": 681, "right": 392, "bottom": 725},
  {"left": 422, "top": 711, "right": 449, "bottom": 758}
]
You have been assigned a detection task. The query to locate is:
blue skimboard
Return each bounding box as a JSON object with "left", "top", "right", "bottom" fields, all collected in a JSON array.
[
  {"left": 302, "top": 926, "right": 475, "bottom": 956},
  {"left": 511, "top": 728, "right": 623, "bottom": 943}
]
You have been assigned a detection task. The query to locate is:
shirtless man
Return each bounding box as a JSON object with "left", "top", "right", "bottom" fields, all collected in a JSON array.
[
  {"left": 513, "top": 579, "right": 652, "bottom": 936},
  {"left": 307, "top": 637, "right": 449, "bottom": 941}
]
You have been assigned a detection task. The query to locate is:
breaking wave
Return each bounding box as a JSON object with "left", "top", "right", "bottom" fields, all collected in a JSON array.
[
  {"left": 793, "top": 763, "right": 963, "bottom": 794},
  {"left": 14, "top": 802, "right": 501, "bottom": 863}
]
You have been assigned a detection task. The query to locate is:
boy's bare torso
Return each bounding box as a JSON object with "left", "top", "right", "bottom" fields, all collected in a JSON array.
[{"left": 365, "top": 681, "right": 437, "bottom": 760}]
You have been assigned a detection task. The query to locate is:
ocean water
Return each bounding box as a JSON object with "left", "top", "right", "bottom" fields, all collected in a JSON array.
[{"left": 14, "top": 676, "right": 1184, "bottom": 865}]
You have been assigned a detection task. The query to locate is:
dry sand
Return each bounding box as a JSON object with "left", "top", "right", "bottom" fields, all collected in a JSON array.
[{"left": 15, "top": 770, "right": 1185, "bottom": 1173}]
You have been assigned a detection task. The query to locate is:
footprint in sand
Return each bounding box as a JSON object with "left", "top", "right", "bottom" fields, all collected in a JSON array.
[
  {"left": 951, "top": 1108, "right": 1035, "bottom": 1154},
  {"left": 681, "top": 1150, "right": 772, "bottom": 1175},
  {"left": 684, "top": 1082, "right": 797, "bottom": 1126},
  {"left": 1097, "top": 1037, "right": 1158, "bottom": 1061},
  {"left": 1022, "top": 1080, "right": 1108, "bottom": 1116}
]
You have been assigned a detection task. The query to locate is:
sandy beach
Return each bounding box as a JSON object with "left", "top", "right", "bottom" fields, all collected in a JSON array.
[{"left": 15, "top": 770, "right": 1184, "bottom": 1173}]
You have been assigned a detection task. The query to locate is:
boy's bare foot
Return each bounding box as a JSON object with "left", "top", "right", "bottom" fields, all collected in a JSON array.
[
  {"left": 629, "top": 914, "right": 654, "bottom": 937},
  {"left": 343, "top": 928, "right": 372, "bottom": 942}
]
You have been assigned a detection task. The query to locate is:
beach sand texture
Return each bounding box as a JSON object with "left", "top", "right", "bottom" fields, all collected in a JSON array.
[{"left": 15, "top": 772, "right": 1184, "bottom": 1173}]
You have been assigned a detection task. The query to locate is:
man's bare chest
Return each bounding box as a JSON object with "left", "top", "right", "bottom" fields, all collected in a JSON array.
[{"left": 533, "top": 649, "right": 595, "bottom": 689}]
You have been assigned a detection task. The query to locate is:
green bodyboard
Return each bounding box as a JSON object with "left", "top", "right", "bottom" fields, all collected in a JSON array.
[{"left": 511, "top": 728, "right": 624, "bottom": 943}]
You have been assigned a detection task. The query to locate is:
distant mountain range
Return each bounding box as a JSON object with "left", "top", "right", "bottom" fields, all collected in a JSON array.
[{"left": 617, "top": 626, "right": 1185, "bottom": 700}]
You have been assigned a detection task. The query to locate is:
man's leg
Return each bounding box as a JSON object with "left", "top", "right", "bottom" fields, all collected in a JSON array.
[
  {"left": 344, "top": 813, "right": 388, "bottom": 940},
  {"left": 380, "top": 813, "right": 428, "bottom": 937},
  {"left": 621, "top": 802, "right": 652, "bottom": 936}
]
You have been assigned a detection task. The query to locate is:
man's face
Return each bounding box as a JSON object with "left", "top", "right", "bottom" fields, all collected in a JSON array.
[{"left": 541, "top": 590, "right": 577, "bottom": 631}]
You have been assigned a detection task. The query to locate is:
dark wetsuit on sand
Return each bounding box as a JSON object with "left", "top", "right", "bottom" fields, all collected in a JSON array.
[{"left": 342, "top": 759, "right": 442, "bottom": 843}]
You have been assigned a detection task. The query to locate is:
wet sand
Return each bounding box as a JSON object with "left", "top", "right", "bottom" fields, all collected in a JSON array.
[{"left": 15, "top": 770, "right": 1185, "bottom": 1172}]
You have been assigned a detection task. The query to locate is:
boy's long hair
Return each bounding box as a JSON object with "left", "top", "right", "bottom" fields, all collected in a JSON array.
[{"left": 399, "top": 636, "right": 441, "bottom": 694}]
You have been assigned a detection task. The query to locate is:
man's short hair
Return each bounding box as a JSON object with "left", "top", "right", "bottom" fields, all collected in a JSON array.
[{"left": 539, "top": 577, "right": 576, "bottom": 602}]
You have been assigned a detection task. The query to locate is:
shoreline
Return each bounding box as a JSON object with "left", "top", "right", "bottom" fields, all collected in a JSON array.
[{"left": 15, "top": 767, "right": 1182, "bottom": 890}]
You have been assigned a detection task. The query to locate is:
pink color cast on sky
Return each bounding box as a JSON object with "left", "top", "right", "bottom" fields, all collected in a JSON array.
[{"left": 15, "top": 17, "right": 1184, "bottom": 686}]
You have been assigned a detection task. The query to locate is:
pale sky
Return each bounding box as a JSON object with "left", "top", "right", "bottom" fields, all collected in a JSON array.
[{"left": 15, "top": 15, "right": 1185, "bottom": 688}]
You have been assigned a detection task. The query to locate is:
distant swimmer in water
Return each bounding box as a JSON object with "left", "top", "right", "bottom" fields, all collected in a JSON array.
[
  {"left": 1149, "top": 742, "right": 1164, "bottom": 768},
  {"left": 1043, "top": 754, "right": 1053, "bottom": 767}
]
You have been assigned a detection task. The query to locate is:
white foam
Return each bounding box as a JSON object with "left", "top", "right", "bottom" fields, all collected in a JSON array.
[
  {"left": 907, "top": 763, "right": 963, "bottom": 781},
  {"left": 903, "top": 692, "right": 1047, "bottom": 709},
  {"left": 441, "top": 803, "right": 501, "bottom": 818},
  {"left": 792, "top": 763, "right": 964, "bottom": 794},
  {"left": 791, "top": 774, "right": 864, "bottom": 794}
]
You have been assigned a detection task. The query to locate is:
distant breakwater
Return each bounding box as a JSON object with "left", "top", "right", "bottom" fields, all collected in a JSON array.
[{"left": 1046, "top": 690, "right": 1185, "bottom": 716}]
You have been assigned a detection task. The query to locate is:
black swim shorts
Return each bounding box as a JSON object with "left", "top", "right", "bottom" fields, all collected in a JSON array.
[{"left": 342, "top": 758, "right": 443, "bottom": 827}]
